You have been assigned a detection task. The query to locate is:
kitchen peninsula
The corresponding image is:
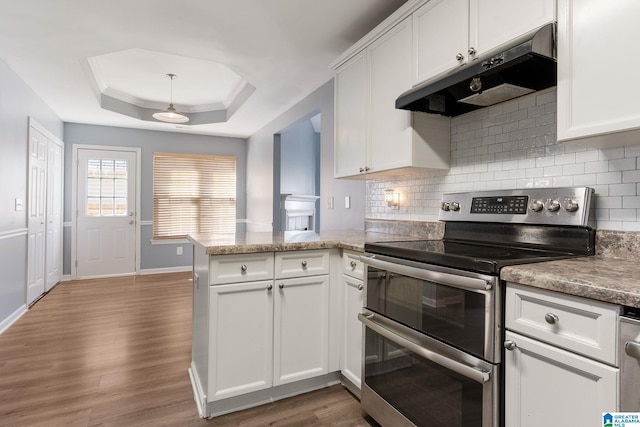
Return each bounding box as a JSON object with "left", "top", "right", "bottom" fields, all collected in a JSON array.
[{"left": 186, "top": 229, "right": 422, "bottom": 418}]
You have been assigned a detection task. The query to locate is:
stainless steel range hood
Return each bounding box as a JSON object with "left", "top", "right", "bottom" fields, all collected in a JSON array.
[{"left": 396, "top": 23, "right": 556, "bottom": 116}]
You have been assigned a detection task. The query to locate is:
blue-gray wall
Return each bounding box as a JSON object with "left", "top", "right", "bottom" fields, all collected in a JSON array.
[
  {"left": 63, "top": 124, "right": 247, "bottom": 274},
  {"left": 0, "top": 57, "right": 63, "bottom": 329},
  {"left": 280, "top": 119, "right": 320, "bottom": 196}
]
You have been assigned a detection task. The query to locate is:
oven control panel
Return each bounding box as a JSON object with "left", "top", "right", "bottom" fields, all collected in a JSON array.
[{"left": 439, "top": 187, "right": 595, "bottom": 227}]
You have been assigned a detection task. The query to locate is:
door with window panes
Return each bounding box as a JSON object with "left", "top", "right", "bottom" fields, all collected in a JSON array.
[{"left": 76, "top": 148, "right": 137, "bottom": 278}]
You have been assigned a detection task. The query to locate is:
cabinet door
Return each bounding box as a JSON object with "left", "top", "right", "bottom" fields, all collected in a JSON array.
[
  {"left": 274, "top": 275, "right": 329, "bottom": 386},
  {"left": 342, "top": 275, "right": 364, "bottom": 388},
  {"left": 505, "top": 331, "right": 618, "bottom": 427},
  {"left": 557, "top": 0, "right": 640, "bottom": 146},
  {"left": 470, "top": 0, "right": 555, "bottom": 58},
  {"left": 208, "top": 281, "right": 274, "bottom": 401},
  {"left": 413, "top": 0, "right": 468, "bottom": 85},
  {"left": 369, "top": 17, "right": 413, "bottom": 173},
  {"left": 334, "top": 50, "right": 368, "bottom": 178}
]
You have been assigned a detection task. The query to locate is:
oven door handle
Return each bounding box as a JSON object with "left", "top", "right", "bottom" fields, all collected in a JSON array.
[
  {"left": 360, "top": 254, "right": 492, "bottom": 291},
  {"left": 359, "top": 312, "right": 492, "bottom": 384}
]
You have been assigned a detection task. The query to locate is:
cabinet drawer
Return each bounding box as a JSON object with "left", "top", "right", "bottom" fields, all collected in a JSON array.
[
  {"left": 342, "top": 250, "right": 364, "bottom": 280},
  {"left": 505, "top": 283, "right": 620, "bottom": 365},
  {"left": 275, "top": 250, "right": 329, "bottom": 279},
  {"left": 210, "top": 253, "right": 274, "bottom": 285}
]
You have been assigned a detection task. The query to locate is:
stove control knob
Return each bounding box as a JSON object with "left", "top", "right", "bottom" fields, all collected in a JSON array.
[
  {"left": 530, "top": 200, "right": 544, "bottom": 212},
  {"left": 441, "top": 201, "right": 451, "bottom": 211},
  {"left": 546, "top": 199, "right": 561, "bottom": 212},
  {"left": 562, "top": 198, "right": 579, "bottom": 212},
  {"left": 450, "top": 202, "right": 460, "bottom": 211}
]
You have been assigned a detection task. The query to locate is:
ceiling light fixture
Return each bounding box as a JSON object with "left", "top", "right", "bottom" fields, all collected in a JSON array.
[{"left": 152, "top": 73, "right": 189, "bottom": 123}]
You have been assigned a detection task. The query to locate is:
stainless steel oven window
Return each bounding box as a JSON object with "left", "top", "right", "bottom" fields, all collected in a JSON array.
[
  {"left": 360, "top": 311, "right": 499, "bottom": 427},
  {"left": 362, "top": 254, "right": 501, "bottom": 363}
]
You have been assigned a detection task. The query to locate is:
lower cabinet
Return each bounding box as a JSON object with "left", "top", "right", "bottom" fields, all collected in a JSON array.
[
  {"left": 342, "top": 274, "right": 364, "bottom": 389},
  {"left": 504, "top": 330, "right": 618, "bottom": 427},
  {"left": 208, "top": 280, "right": 274, "bottom": 400},
  {"left": 504, "top": 283, "right": 620, "bottom": 426}
]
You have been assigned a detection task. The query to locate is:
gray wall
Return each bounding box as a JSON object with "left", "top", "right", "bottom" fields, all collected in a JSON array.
[
  {"left": 0, "top": 58, "right": 63, "bottom": 327},
  {"left": 247, "top": 80, "right": 366, "bottom": 231},
  {"left": 280, "top": 119, "right": 320, "bottom": 196},
  {"left": 63, "top": 124, "right": 247, "bottom": 273}
]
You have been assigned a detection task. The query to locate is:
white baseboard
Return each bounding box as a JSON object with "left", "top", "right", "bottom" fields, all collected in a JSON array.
[
  {"left": 0, "top": 304, "right": 27, "bottom": 335},
  {"left": 140, "top": 266, "right": 192, "bottom": 275},
  {"left": 62, "top": 274, "right": 72, "bottom": 281}
]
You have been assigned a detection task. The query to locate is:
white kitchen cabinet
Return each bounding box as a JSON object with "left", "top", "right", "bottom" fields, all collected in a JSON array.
[
  {"left": 208, "top": 280, "right": 274, "bottom": 400},
  {"left": 340, "top": 251, "right": 365, "bottom": 392},
  {"left": 504, "top": 283, "right": 619, "bottom": 425},
  {"left": 190, "top": 247, "right": 335, "bottom": 418},
  {"left": 334, "top": 16, "right": 450, "bottom": 179},
  {"left": 274, "top": 275, "right": 329, "bottom": 386},
  {"left": 557, "top": 0, "right": 640, "bottom": 147},
  {"left": 414, "top": 0, "right": 555, "bottom": 85},
  {"left": 504, "top": 330, "right": 618, "bottom": 427}
]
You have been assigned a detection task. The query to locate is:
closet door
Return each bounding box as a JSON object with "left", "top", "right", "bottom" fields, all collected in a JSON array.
[
  {"left": 45, "top": 138, "right": 63, "bottom": 291},
  {"left": 27, "top": 127, "right": 48, "bottom": 305}
]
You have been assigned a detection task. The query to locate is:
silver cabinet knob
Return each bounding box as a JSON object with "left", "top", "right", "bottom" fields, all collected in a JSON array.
[
  {"left": 350, "top": 261, "right": 357, "bottom": 269},
  {"left": 357, "top": 284, "right": 364, "bottom": 291},
  {"left": 546, "top": 200, "right": 561, "bottom": 212},
  {"left": 562, "top": 198, "right": 579, "bottom": 212},
  {"left": 504, "top": 340, "right": 517, "bottom": 351},
  {"left": 456, "top": 52, "right": 464, "bottom": 61},
  {"left": 545, "top": 313, "right": 559, "bottom": 325},
  {"left": 530, "top": 200, "right": 544, "bottom": 212},
  {"left": 301, "top": 260, "right": 307, "bottom": 268},
  {"left": 365, "top": 166, "right": 370, "bottom": 172},
  {"left": 450, "top": 202, "right": 460, "bottom": 212},
  {"left": 129, "top": 211, "right": 134, "bottom": 216},
  {"left": 441, "top": 201, "right": 451, "bottom": 211},
  {"left": 359, "top": 167, "right": 365, "bottom": 173},
  {"left": 468, "top": 47, "right": 476, "bottom": 56},
  {"left": 241, "top": 264, "right": 247, "bottom": 272},
  {"left": 128, "top": 220, "right": 134, "bottom": 225},
  {"left": 279, "top": 283, "right": 285, "bottom": 289},
  {"left": 266, "top": 284, "right": 273, "bottom": 291}
]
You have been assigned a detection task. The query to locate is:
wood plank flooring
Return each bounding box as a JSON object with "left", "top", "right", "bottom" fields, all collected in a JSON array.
[{"left": 0, "top": 273, "right": 375, "bottom": 427}]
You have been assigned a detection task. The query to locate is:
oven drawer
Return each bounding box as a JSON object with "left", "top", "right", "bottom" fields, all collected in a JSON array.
[
  {"left": 275, "top": 250, "right": 329, "bottom": 279},
  {"left": 505, "top": 282, "right": 620, "bottom": 365},
  {"left": 210, "top": 253, "right": 275, "bottom": 285},
  {"left": 342, "top": 250, "right": 364, "bottom": 280}
]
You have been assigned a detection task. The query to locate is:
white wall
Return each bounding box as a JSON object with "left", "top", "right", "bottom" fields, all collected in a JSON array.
[
  {"left": 368, "top": 88, "right": 640, "bottom": 231},
  {"left": 0, "top": 58, "right": 63, "bottom": 331},
  {"left": 247, "top": 80, "right": 366, "bottom": 231}
]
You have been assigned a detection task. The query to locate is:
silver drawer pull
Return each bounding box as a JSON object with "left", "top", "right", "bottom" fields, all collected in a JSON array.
[
  {"left": 279, "top": 283, "right": 285, "bottom": 289},
  {"left": 301, "top": 260, "right": 307, "bottom": 268},
  {"left": 350, "top": 261, "right": 357, "bottom": 269},
  {"left": 266, "top": 284, "right": 273, "bottom": 291},
  {"left": 357, "top": 284, "right": 363, "bottom": 291},
  {"left": 240, "top": 264, "right": 248, "bottom": 272},
  {"left": 545, "top": 313, "right": 559, "bottom": 325},
  {"left": 504, "top": 340, "right": 517, "bottom": 351}
]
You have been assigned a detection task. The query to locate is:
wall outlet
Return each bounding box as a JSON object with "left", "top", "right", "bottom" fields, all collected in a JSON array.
[
  {"left": 177, "top": 246, "right": 183, "bottom": 255},
  {"left": 15, "top": 198, "right": 23, "bottom": 211},
  {"left": 327, "top": 196, "right": 334, "bottom": 210}
]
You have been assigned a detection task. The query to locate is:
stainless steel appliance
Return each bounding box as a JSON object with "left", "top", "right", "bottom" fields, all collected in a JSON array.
[
  {"left": 360, "top": 187, "right": 596, "bottom": 427},
  {"left": 620, "top": 311, "right": 640, "bottom": 411}
]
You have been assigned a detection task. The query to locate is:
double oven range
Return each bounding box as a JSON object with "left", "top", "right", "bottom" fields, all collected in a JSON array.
[{"left": 359, "top": 187, "right": 596, "bottom": 427}]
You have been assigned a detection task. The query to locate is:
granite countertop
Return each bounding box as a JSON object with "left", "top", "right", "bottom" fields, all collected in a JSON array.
[
  {"left": 501, "top": 256, "right": 640, "bottom": 308},
  {"left": 188, "top": 229, "right": 418, "bottom": 255}
]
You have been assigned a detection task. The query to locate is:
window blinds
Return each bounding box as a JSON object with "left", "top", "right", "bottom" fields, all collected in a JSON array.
[{"left": 153, "top": 152, "right": 236, "bottom": 239}]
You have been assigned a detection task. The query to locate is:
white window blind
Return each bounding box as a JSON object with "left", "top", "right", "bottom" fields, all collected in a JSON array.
[{"left": 153, "top": 152, "right": 236, "bottom": 239}]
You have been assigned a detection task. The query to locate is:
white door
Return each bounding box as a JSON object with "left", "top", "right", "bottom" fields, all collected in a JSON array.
[
  {"left": 27, "top": 128, "right": 48, "bottom": 305},
  {"left": 45, "top": 139, "right": 63, "bottom": 290},
  {"left": 76, "top": 148, "right": 137, "bottom": 278}
]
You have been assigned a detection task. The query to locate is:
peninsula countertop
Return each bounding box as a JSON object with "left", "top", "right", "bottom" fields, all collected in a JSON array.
[
  {"left": 501, "top": 256, "right": 640, "bottom": 308},
  {"left": 188, "top": 229, "right": 419, "bottom": 255}
]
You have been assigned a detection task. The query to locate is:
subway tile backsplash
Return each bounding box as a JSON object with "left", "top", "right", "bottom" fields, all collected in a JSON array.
[{"left": 366, "top": 88, "right": 640, "bottom": 231}]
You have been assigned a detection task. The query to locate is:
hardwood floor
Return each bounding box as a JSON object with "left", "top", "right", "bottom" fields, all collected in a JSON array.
[{"left": 0, "top": 273, "right": 375, "bottom": 427}]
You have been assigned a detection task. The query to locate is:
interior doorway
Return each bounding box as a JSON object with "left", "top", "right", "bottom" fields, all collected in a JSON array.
[{"left": 273, "top": 113, "right": 321, "bottom": 232}]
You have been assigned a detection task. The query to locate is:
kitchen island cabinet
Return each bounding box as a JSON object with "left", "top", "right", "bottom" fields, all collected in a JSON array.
[{"left": 190, "top": 245, "right": 336, "bottom": 418}]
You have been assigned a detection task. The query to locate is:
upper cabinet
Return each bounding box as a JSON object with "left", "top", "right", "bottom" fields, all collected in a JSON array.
[
  {"left": 333, "top": 14, "right": 450, "bottom": 179},
  {"left": 414, "top": 0, "right": 555, "bottom": 85},
  {"left": 557, "top": 0, "right": 640, "bottom": 147}
]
